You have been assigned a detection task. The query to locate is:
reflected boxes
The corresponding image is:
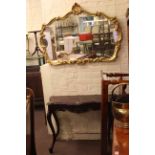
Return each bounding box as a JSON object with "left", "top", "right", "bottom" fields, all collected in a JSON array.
[{"left": 79, "top": 33, "right": 93, "bottom": 41}]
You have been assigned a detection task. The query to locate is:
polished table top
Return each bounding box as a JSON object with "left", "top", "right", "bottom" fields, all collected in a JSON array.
[{"left": 47, "top": 95, "right": 102, "bottom": 112}]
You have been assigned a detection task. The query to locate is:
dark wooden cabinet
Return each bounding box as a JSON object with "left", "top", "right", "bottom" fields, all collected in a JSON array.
[{"left": 26, "top": 65, "right": 44, "bottom": 106}]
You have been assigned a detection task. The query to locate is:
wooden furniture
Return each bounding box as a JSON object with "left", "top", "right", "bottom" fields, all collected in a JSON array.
[
  {"left": 46, "top": 95, "right": 101, "bottom": 153},
  {"left": 26, "top": 65, "right": 44, "bottom": 106},
  {"left": 101, "top": 72, "right": 129, "bottom": 155},
  {"left": 26, "top": 88, "right": 37, "bottom": 155}
]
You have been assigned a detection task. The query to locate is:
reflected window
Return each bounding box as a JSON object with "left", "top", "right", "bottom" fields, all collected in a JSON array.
[{"left": 79, "top": 16, "right": 94, "bottom": 33}]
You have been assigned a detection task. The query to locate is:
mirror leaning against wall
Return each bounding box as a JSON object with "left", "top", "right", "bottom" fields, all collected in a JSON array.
[{"left": 40, "top": 3, "right": 122, "bottom": 65}]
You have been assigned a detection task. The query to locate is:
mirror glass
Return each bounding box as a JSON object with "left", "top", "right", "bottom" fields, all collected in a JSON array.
[{"left": 40, "top": 3, "right": 122, "bottom": 65}]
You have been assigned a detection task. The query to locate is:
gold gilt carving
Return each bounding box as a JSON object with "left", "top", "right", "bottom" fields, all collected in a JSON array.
[
  {"left": 72, "top": 3, "right": 83, "bottom": 15},
  {"left": 40, "top": 3, "right": 122, "bottom": 65}
]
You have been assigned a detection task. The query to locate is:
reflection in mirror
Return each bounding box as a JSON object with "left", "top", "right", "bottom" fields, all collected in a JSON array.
[{"left": 40, "top": 3, "right": 122, "bottom": 65}]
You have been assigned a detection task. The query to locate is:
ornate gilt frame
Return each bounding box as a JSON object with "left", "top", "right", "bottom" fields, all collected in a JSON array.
[{"left": 40, "top": 3, "right": 122, "bottom": 65}]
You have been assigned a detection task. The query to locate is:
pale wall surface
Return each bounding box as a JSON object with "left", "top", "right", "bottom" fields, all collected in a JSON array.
[
  {"left": 27, "top": 0, "right": 129, "bottom": 139},
  {"left": 26, "top": 0, "right": 43, "bottom": 31}
]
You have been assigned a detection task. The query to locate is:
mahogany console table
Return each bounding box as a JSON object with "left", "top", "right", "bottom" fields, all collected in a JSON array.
[{"left": 46, "top": 95, "right": 101, "bottom": 153}]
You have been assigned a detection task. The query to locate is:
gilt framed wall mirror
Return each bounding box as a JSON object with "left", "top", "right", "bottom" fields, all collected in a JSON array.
[{"left": 40, "top": 3, "right": 122, "bottom": 65}]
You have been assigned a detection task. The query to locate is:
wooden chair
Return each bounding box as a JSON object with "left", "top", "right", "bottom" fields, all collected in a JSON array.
[
  {"left": 26, "top": 88, "right": 37, "bottom": 155},
  {"left": 101, "top": 72, "right": 129, "bottom": 155}
]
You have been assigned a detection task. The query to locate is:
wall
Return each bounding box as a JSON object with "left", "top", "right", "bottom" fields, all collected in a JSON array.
[
  {"left": 27, "top": 0, "right": 129, "bottom": 139},
  {"left": 26, "top": 0, "right": 43, "bottom": 31}
]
